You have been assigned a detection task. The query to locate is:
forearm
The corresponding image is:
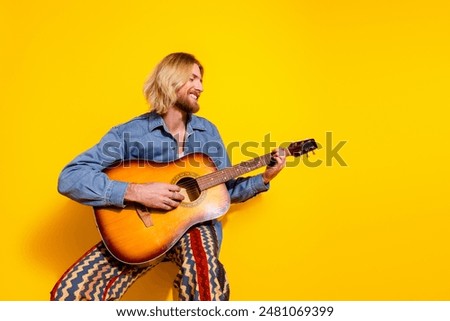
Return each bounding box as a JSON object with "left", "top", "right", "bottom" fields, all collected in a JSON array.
[
  {"left": 58, "top": 165, "right": 129, "bottom": 207},
  {"left": 227, "top": 174, "right": 270, "bottom": 203}
]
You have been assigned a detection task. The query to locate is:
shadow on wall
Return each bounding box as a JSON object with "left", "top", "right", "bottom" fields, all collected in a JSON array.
[{"left": 28, "top": 200, "right": 180, "bottom": 300}]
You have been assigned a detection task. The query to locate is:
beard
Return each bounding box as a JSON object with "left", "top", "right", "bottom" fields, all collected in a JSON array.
[{"left": 175, "top": 92, "right": 200, "bottom": 114}]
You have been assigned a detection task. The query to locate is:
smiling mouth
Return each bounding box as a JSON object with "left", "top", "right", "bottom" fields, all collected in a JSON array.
[{"left": 189, "top": 91, "right": 200, "bottom": 100}]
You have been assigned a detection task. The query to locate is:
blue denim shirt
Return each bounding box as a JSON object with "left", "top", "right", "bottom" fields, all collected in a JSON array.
[{"left": 58, "top": 112, "right": 269, "bottom": 244}]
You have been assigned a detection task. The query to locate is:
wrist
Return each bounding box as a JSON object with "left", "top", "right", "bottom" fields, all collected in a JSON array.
[{"left": 124, "top": 183, "right": 139, "bottom": 202}]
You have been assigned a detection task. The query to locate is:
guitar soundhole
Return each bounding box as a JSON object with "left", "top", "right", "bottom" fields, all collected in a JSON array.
[{"left": 176, "top": 177, "right": 201, "bottom": 202}]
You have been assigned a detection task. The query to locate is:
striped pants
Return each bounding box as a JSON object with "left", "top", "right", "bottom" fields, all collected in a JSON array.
[{"left": 50, "top": 223, "right": 229, "bottom": 301}]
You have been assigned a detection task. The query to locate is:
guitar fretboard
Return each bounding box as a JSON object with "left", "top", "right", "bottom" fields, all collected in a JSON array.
[{"left": 196, "top": 153, "right": 273, "bottom": 191}]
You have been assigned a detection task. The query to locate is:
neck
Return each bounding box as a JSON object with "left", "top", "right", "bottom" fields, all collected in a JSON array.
[{"left": 162, "top": 106, "right": 189, "bottom": 134}]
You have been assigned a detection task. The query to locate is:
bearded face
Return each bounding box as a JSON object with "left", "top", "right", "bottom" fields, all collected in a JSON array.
[
  {"left": 175, "top": 64, "right": 203, "bottom": 114},
  {"left": 175, "top": 88, "right": 200, "bottom": 113}
]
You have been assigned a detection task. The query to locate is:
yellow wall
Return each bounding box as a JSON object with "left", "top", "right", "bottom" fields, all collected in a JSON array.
[{"left": 1, "top": 0, "right": 449, "bottom": 300}]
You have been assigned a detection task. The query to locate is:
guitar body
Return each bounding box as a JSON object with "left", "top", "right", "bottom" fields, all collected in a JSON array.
[
  {"left": 93, "top": 138, "right": 318, "bottom": 266},
  {"left": 94, "top": 153, "right": 230, "bottom": 265}
]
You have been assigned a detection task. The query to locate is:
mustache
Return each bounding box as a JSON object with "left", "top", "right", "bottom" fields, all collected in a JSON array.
[{"left": 189, "top": 90, "right": 202, "bottom": 98}]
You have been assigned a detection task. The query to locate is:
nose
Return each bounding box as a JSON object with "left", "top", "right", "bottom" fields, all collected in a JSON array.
[{"left": 195, "top": 80, "right": 203, "bottom": 93}]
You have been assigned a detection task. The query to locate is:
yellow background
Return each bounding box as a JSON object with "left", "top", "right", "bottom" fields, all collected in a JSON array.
[{"left": 1, "top": 0, "right": 449, "bottom": 300}]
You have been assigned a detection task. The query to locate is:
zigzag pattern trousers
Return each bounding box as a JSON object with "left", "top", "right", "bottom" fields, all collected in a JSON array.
[{"left": 50, "top": 223, "right": 229, "bottom": 301}]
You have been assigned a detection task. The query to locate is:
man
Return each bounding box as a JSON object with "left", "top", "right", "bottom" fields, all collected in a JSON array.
[{"left": 51, "top": 52, "right": 286, "bottom": 301}]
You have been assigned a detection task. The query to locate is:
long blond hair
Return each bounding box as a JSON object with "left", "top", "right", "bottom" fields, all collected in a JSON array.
[{"left": 143, "top": 52, "right": 204, "bottom": 115}]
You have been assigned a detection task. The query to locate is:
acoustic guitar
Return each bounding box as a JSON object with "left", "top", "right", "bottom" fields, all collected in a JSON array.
[{"left": 94, "top": 138, "right": 317, "bottom": 265}]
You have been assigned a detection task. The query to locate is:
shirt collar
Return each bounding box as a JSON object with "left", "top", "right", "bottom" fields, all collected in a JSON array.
[
  {"left": 147, "top": 111, "right": 206, "bottom": 134},
  {"left": 147, "top": 111, "right": 166, "bottom": 132}
]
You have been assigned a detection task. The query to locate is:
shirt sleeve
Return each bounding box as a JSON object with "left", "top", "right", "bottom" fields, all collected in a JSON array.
[
  {"left": 226, "top": 174, "right": 270, "bottom": 203},
  {"left": 57, "top": 127, "right": 129, "bottom": 208}
]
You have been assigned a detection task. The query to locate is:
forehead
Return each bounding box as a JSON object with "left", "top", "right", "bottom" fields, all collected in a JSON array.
[{"left": 191, "top": 64, "right": 202, "bottom": 79}]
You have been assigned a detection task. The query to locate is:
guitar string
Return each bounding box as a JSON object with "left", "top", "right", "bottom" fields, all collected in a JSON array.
[
  {"left": 122, "top": 143, "right": 312, "bottom": 195},
  {"left": 169, "top": 145, "right": 312, "bottom": 192},
  {"left": 179, "top": 143, "right": 314, "bottom": 192},
  {"left": 173, "top": 153, "right": 273, "bottom": 192}
]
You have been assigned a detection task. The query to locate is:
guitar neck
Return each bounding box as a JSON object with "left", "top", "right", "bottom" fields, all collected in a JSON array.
[{"left": 196, "top": 153, "right": 273, "bottom": 191}]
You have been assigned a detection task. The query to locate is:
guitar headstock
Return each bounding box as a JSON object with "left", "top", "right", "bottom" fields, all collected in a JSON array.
[{"left": 287, "top": 139, "right": 318, "bottom": 157}]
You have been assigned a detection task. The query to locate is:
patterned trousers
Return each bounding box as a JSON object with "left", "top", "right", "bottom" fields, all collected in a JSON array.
[{"left": 50, "top": 223, "right": 229, "bottom": 301}]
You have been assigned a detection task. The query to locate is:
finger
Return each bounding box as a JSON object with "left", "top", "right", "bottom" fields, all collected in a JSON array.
[
  {"left": 168, "top": 184, "right": 182, "bottom": 192},
  {"left": 159, "top": 183, "right": 181, "bottom": 193},
  {"left": 159, "top": 200, "right": 173, "bottom": 211},
  {"left": 272, "top": 155, "right": 283, "bottom": 165},
  {"left": 162, "top": 203, "right": 173, "bottom": 210},
  {"left": 268, "top": 156, "right": 277, "bottom": 167},
  {"left": 156, "top": 198, "right": 173, "bottom": 210},
  {"left": 161, "top": 187, "right": 180, "bottom": 198},
  {"left": 271, "top": 156, "right": 286, "bottom": 169},
  {"left": 165, "top": 198, "right": 181, "bottom": 208},
  {"left": 278, "top": 156, "right": 287, "bottom": 167},
  {"left": 269, "top": 151, "right": 280, "bottom": 167},
  {"left": 272, "top": 147, "right": 286, "bottom": 156},
  {"left": 171, "top": 191, "right": 185, "bottom": 201},
  {"left": 272, "top": 148, "right": 288, "bottom": 161}
]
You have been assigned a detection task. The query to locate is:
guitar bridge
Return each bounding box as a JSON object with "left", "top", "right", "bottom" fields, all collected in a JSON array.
[{"left": 135, "top": 204, "right": 153, "bottom": 227}]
